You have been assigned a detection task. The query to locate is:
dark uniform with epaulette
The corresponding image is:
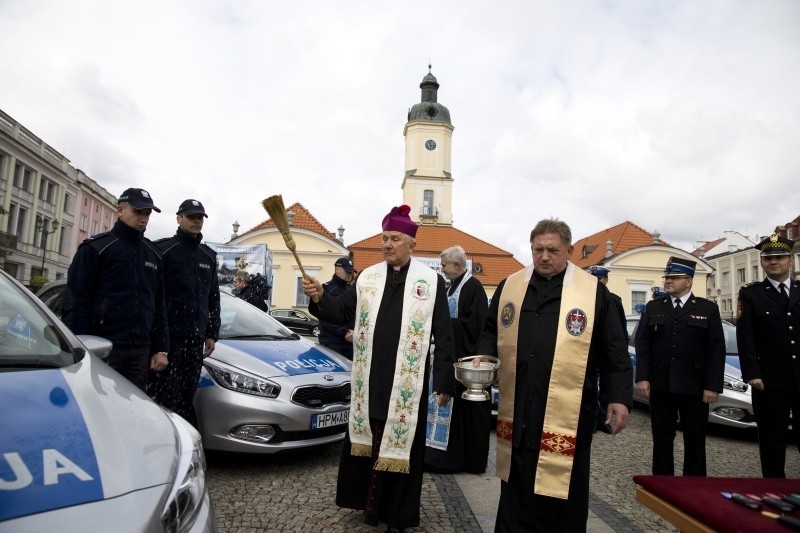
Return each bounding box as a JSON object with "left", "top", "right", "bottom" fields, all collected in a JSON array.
[
  {"left": 149, "top": 207, "right": 221, "bottom": 422},
  {"left": 736, "top": 234, "right": 800, "bottom": 477},
  {"left": 62, "top": 189, "right": 168, "bottom": 392},
  {"left": 635, "top": 256, "right": 725, "bottom": 476}
]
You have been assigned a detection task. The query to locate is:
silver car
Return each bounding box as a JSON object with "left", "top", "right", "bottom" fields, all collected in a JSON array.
[
  {"left": 35, "top": 281, "right": 352, "bottom": 454},
  {"left": 627, "top": 315, "right": 755, "bottom": 429},
  {"left": 1, "top": 272, "right": 216, "bottom": 532},
  {"left": 195, "top": 293, "right": 351, "bottom": 453}
]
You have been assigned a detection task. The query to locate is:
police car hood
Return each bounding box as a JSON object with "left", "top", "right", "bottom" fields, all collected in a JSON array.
[
  {"left": 0, "top": 356, "right": 178, "bottom": 521},
  {"left": 214, "top": 336, "right": 350, "bottom": 378}
]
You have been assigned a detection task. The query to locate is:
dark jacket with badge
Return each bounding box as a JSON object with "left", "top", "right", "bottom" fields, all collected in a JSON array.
[
  {"left": 63, "top": 219, "right": 168, "bottom": 352},
  {"left": 736, "top": 278, "right": 800, "bottom": 391},
  {"left": 318, "top": 274, "right": 354, "bottom": 347},
  {"left": 155, "top": 228, "right": 221, "bottom": 341},
  {"left": 635, "top": 294, "right": 725, "bottom": 395}
]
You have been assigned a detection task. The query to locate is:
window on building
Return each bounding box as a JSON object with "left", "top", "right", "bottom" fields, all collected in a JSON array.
[
  {"left": 737, "top": 268, "right": 746, "bottom": 283},
  {"left": 80, "top": 215, "right": 87, "bottom": 231},
  {"left": 64, "top": 193, "right": 75, "bottom": 214},
  {"left": 632, "top": 291, "right": 646, "bottom": 310},
  {"left": 38, "top": 177, "right": 56, "bottom": 204},
  {"left": 92, "top": 221, "right": 99, "bottom": 235},
  {"left": 6, "top": 203, "right": 17, "bottom": 233},
  {"left": 3, "top": 261, "right": 19, "bottom": 279},
  {"left": 95, "top": 204, "right": 99, "bottom": 213},
  {"left": 422, "top": 190, "right": 435, "bottom": 216},
  {"left": 84, "top": 198, "right": 88, "bottom": 206},
  {"left": 0, "top": 152, "right": 6, "bottom": 181},
  {"left": 752, "top": 265, "right": 759, "bottom": 281},
  {"left": 295, "top": 278, "right": 310, "bottom": 307},
  {"left": 14, "top": 207, "right": 27, "bottom": 241},
  {"left": 13, "top": 163, "right": 32, "bottom": 191},
  {"left": 722, "top": 271, "right": 730, "bottom": 287}
]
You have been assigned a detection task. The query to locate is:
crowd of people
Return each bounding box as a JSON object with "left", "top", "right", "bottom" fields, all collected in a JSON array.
[{"left": 61, "top": 188, "right": 798, "bottom": 532}]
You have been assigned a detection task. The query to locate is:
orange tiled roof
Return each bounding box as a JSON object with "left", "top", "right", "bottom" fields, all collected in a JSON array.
[
  {"left": 571, "top": 221, "right": 670, "bottom": 268},
  {"left": 244, "top": 202, "right": 337, "bottom": 240},
  {"left": 348, "top": 225, "right": 524, "bottom": 288}
]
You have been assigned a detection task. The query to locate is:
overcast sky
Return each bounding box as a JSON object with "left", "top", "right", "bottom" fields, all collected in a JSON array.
[{"left": 2, "top": 0, "right": 798, "bottom": 263}]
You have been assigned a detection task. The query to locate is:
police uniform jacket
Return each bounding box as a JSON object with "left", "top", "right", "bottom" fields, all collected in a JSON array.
[
  {"left": 63, "top": 219, "right": 168, "bottom": 352},
  {"left": 155, "top": 228, "right": 221, "bottom": 341},
  {"left": 318, "top": 273, "right": 353, "bottom": 347},
  {"left": 736, "top": 278, "right": 800, "bottom": 391},
  {"left": 635, "top": 294, "right": 725, "bottom": 395}
]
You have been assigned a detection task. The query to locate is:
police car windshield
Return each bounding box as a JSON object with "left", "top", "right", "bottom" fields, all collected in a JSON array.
[
  {"left": 0, "top": 274, "right": 70, "bottom": 365},
  {"left": 218, "top": 293, "right": 295, "bottom": 340}
]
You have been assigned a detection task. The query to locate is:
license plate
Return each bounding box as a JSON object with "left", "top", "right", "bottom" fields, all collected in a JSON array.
[{"left": 312, "top": 410, "right": 349, "bottom": 429}]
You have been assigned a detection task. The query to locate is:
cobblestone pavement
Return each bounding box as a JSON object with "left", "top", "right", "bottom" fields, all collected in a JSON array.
[
  {"left": 206, "top": 405, "right": 800, "bottom": 532},
  {"left": 589, "top": 406, "right": 800, "bottom": 532}
]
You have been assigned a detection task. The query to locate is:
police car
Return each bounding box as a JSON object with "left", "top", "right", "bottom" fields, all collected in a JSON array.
[
  {"left": 36, "top": 281, "right": 352, "bottom": 454},
  {"left": 1, "top": 271, "right": 216, "bottom": 532},
  {"left": 195, "top": 293, "right": 351, "bottom": 453}
]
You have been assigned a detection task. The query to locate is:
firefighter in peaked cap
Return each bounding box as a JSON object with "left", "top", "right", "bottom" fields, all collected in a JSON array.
[
  {"left": 736, "top": 234, "right": 800, "bottom": 477},
  {"left": 635, "top": 255, "right": 726, "bottom": 477}
]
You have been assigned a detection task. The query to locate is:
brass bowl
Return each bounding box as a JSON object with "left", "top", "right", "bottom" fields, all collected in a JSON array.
[{"left": 453, "top": 356, "right": 499, "bottom": 401}]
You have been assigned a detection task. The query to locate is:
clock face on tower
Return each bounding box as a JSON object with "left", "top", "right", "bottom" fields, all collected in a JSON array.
[{"left": 425, "top": 139, "right": 437, "bottom": 151}]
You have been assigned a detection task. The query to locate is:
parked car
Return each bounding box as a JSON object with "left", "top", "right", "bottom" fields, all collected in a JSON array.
[
  {"left": 269, "top": 308, "right": 320, "bottom": 337},
  {"left": 627, "top": 314, "right": 756, "bottom": 429},
  {"left": 3, "top": 272, "right": 215, "bottom": 532},
  {"left": 36, "top": 281, "right": 351, "bottom": 454}
]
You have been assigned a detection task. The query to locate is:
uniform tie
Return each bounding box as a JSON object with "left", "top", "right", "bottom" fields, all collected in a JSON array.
[
  {"left": 674, "top": 299, "right": 682, "bottom": 310},
  {"left": 779, "top": 282, "right": 789, "bottom": 301}
]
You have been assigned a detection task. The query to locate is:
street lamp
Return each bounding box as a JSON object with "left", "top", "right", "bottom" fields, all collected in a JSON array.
[{"left": 36, "top": 218, "right": 60, "bottom": 274}]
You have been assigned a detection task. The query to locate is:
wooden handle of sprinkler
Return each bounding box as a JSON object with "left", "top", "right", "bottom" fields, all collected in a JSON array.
[{"left": 281, "top": 232, "right": 319, "bottom": 303}]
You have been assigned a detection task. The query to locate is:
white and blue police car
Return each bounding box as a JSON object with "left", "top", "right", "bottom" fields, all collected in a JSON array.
[{"left": 0, "top": 271, "right": 216, "bottom": 532}]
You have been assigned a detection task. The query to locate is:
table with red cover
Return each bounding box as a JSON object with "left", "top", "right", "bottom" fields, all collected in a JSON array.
[{"left": 634, "top": 475, "right": 800, "bottom": 532}]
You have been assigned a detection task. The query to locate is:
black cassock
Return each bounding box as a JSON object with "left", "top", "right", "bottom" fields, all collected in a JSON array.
[
  {"left": 309, "top": 262, "right": 455, "bottom": 529},
  {"left": 425, "top": 273, "right": 491, "bottom": 473},
  {"left": 478, "top": 269, "right": 632, "bottom": 532}
]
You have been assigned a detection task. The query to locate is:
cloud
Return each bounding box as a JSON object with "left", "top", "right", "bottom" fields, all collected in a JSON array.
[{"left": 1, "top": 0, "right": 798, "bottom": 262}]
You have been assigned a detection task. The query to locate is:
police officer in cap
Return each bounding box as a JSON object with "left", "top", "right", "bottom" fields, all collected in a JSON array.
[
  {"left": 737, "top": 234, "right": 800, "bottom": 477},
  {"left": 63, "top": 187, "right": 169, "bottom": 391},
  {"left": 589, "top": 265, "right": 629, "bottom": 433},
  {"left": 635, "top": 256, "right": 725, "bottom": 476},
  {"left": 318, "top": 257, "right": 355, "bottom": 359},
  {"left": 149, "top": 199, "right": 221, "bottom": 423}
]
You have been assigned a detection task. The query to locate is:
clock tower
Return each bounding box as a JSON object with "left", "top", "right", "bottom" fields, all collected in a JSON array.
[{"left": 402, "top": 65, "right": 454, "bottom": 226}]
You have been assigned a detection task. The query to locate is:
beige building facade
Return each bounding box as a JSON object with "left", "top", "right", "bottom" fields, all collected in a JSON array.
[
  {"left": 229, "top": 204, "right": 349, "bottom": 310},
  {"left": 598, "top": 245, "right": 713, "bottom": 316}
]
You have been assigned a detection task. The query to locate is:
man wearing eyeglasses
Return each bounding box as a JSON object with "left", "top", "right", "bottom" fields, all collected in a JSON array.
[
  {"left": 63, "top": 187, "right": 168, "bottom": 392},
  {"left": 635, "top": 256, "right": 725, "bottom": 476}
]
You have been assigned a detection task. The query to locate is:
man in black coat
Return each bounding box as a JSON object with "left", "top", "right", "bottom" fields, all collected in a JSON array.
[
  {"left": 318, "top": 257, "right": 355, "bottom": 359},
  {"left": 425, "top": 245, "right": 489, "bottom": 474},
  {"left": 62, "top": 187, "right": 168, "bottom": 392},
  {"left": 149, "top": 199, "right": 221, "bottom": 424},
  {"left": 478, "top": 218, "right": 632, "bottom": 532},
  {"left": 737, "top": 234, "right": 800, "bottom": 477},
  {"left": 302, "top": 205, "right": 455, "bottom": 533},
  {"left": 635, "top": 256, "right": 725, "bottom": 476},
  {"left": 588, "top": 265, "right": 629, "bottom": 433}
]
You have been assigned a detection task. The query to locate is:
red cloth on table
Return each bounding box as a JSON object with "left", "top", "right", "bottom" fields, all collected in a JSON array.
[{"left": 634, "top": 475, "right": 800, "bottom": 532}]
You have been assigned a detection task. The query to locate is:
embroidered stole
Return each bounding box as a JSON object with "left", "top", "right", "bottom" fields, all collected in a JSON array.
[
  {"left": 495, "top": 263, "right": 596, "bottom": 499},
  {"left": 348, "top": 259, "right": 438, "bottom": 473}
]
